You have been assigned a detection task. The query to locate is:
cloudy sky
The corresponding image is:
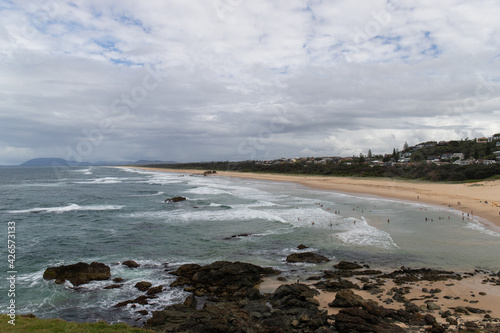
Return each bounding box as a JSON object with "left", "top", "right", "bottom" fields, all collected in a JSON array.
[{"left": 1, "top": 0, "right": 499, "bottom": 164}]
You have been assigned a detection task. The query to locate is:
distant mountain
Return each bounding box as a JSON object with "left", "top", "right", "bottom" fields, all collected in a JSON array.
[{"left": 19, "top": 158, "right": 178, "bottom": 167}]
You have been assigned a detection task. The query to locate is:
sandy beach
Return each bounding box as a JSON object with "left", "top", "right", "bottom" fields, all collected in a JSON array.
[{"left": 133, "top": 167, "right": 500, "bottom": 229}]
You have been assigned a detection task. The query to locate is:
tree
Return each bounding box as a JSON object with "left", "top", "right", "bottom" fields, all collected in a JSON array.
[
  {"left": 474, "top": 146, "right": 479, "bottom": 160},
  {"left": 403, "top": 141, "right": 409, "bottom": 151},
  {"left": 392, "top": 148, "right": 399, "bottom": 160},
  {"left": 367, "top": 149, "right": 373, "bottom": 159},
  {"left": 359, "top": 153, "right": 366, "bottom": 164},
  {"left": 486, "top": 142, "right": 491, "bottom": 156}
]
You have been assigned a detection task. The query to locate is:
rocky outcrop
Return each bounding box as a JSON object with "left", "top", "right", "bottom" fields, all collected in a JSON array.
[
  {"left": 134, "top": 281, "right": 152, "bottom": 292},
  {"left": 170, "top": 261, "right": 280, "bottom": 300},
  {"left": 328, "top": 289, "right": 365, "bottom": 307},
  {"left": 164, "top": 196, "right": 187, "bottom": 203},
  {"left": 286, "top": 252, "right": 330, "bottom": 263},
  {"left": 146, "top": 283, "right": 328, "bottom": 333},
  {"left": 43, "top": 262, "right": 110, "bottom": 286},
  {"left": 333, "top": 260, "right": 363, "bottom": 270},
  {"left": 379, "top": 267, "right": 462, "bottom": 284},
  {"left": 334, "top": 301, "right": 410, "bottom": 333},
  {"left": 122, "top": 260, "right": 140, "bottom": 268}
]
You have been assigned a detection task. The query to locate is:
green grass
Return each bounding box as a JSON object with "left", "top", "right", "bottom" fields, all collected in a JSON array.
[{"left": 0, "top": 314, "right": 154, "bottom": 332}]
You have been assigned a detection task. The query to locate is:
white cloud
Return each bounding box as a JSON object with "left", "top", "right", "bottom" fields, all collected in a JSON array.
[{"left": 0, "top": 0, "right": 499, "bottom": 164}]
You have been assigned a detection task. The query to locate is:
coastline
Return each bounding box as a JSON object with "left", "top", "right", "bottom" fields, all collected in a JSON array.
[{"left": 130, "top": 167, "right": 500, "bottom": 230}]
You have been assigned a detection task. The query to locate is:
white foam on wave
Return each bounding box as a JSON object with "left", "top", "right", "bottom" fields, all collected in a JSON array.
[
  {"left": 75, "top": 177, "right": 122, "bottom": 184},
  {"left": 130, "top": 191, "right": 166, "bottom": 197},
  {"left": 331, "top": 217, "right": 399, "bottom": 249},
  {"left": 127, "top": 206, "right": 287, "bottom": 224},
  {"left": 185, "top": 186, "right": 229, "bottom": 195},
  {"left": 73, "top": 168, "right": 93, "bottom": 175},
  {"left": 463, "top": 219, "right": 500, "bottom": 237},
  {"left": 8, "top": 203, "right": 125, "bottom": 214}
]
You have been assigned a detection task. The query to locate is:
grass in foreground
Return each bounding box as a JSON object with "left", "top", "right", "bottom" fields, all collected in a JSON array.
[{"left": 0, "top": 314, "right": 153, "bottom": 333}]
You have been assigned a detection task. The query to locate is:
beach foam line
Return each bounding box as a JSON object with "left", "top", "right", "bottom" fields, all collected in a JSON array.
[{"left": 8, "top": 203, "right": 125, "bottom": 214}]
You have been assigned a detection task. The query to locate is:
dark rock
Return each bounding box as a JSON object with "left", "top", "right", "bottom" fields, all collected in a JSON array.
[
  {"left": 134, "top": 281, "right": 152, "bottom": 292},
  {"left": 424, "top": 313, "right": 437, "bottom": 325},
  {"left": 122, "top": 260, "right": 140, "bottom": 268},
  {"left": 379, "top": 267, "right": 462, "bottom": 284},
  {"left": 170, "top": 263, "right": 201, "bottom": 278},
  {"left": 328, "top": 289, "right": 365, "bottom": 308},
  {"left": 405, "top": 302, "right": 420, "bottom": 313},
  {"left": 333, "top": 260, "right": 363, "bottom": 270},
  {"left": 115, "top": 295, "right": 154, "bottom": 307},
  {"left": 192, "top": 261, "right": 280, "bottom": 289},
  {"left": 164, "top": 196, "right": 186, "bottom": 203},
  {"left": 146, "top": 285, "right": 163, "bottom": 296},
  {"left": 224, "top": 233, "right": 252, "bottom": 240},
  {"left": 334, "top": 304, "right": 407, "bottom": 333},
  {"left": 297, "top": 244, "right": 309, "bottom": 250},
  {"left": 113, "top": 277, "right": 125, "bottom": 283},
  {"left": 286, "top": 252, "right": 330, "bottom": 263},
  {"left": 103, "top": 284, "right": 123, "bottom": 289},
  {"left": 429, "top": 322, "right": 446, "bottom": 333},
  {"left": 446, "top": 317, "right": 458, "bottom": 325},
  {"left": 315, "top": 278, "right": 360, "bottom": 292},
  {"left": 409, "top": 312, "right": 426, "bottom": 326},
  {"left": 43, "top": 262, "right": 111, "bottom": 286},
  {"left": 271, "top": 283, "right": 320, "bottom": 313},
  {"left": 183, "top": 294, "right": 197, "bottom": 309},
  {"left": 136, "top": 310, "right": 148, "bottom": 316},
  {"left": 426, "top": 301, "right": 441, "bottom": 311}
]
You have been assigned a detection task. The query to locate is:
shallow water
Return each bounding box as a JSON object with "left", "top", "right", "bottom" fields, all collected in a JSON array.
[{"left": 1, "top": 166, "right": 499, "bottom": 324}]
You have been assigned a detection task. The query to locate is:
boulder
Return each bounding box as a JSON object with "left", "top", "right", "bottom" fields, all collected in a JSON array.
[
  {"left": 286, "top": 252, "right": 330, "bottom": 263},
  {"left": 321, "top": 279, "right": 360, "bottom": 292},
  {"left": 164, "top": 196, "right": 187, "bottom": 203},
  {"left": 271, "top": 283, "right": 321, "bottom": 314},
  {"left": 334, "top": 305, "right": 407, "bottom": 333},
  {"left": 146, "top": 285, "right": 163, "bottom": 296},
  {"left": 297, "top": 244, "right": 309, "bottom": 250},
  {"left": 122, "top": 260, "right": 140, "bottom": 268},
  {"left": 333, "top": 260, "right": 363, "bottom": 270},
  {"left": 328, "top": 289, "right": 365, "bottom": 308},
  {"left": 43, "top": 262, "right": 111, "bottom": 286},
  {"left": 115, "top": 295, "right": 153, "bottom": 308},
  {"left": 134, "top": 281, "right": 152, "bottom": 292},
  {"left": 103, "top": 284, "right": 123, "bottom": 289},
  {"left": 191, "top": 261, "right": 280, "bottom": 290}
]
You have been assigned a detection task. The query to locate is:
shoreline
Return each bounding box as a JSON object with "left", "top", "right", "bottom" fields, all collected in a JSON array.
[{"left": 129, "top": 167, "right": 500, "bottom": 230}]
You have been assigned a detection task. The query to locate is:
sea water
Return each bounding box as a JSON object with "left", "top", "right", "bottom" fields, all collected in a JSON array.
[{"left": 1, "top": 166, "right": 499, "bottom": 325}]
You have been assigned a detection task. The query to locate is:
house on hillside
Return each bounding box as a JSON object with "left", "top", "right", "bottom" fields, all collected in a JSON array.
[
  {"left": 451, "top": 153, "right": 464, "bottom": 160},
  {"left": 493, "top": 133, "right": 500, "bottom": 140},
  {"left": 441, "top": 153, "right": 453, "bottom": 160},
  {"left": 476, "top": 137, "right": 488, "bottom": 144}
]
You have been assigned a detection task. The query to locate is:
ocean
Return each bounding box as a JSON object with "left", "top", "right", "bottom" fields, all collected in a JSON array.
[{"left": 1, "top": 166, "right": 499, "bottom": 325}]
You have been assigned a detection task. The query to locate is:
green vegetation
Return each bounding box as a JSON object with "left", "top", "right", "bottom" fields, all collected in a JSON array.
[
  {"left": 402, "top": 139, "right": 499, "bottom": 162},
  {"left": 0, "top": 314, "right": 153, "bottom": 333},
  {"left": 145, "top": 160, "right": 500, "bottom": 182}
]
